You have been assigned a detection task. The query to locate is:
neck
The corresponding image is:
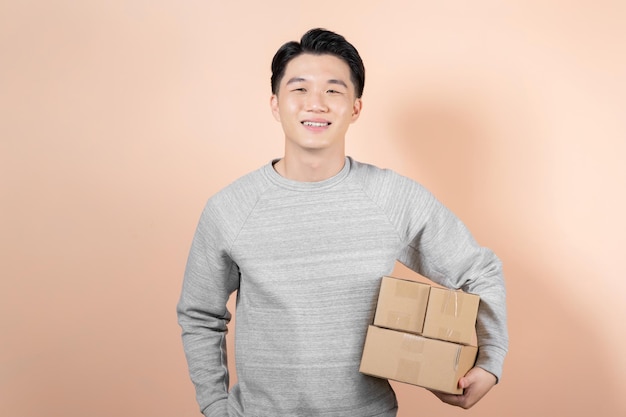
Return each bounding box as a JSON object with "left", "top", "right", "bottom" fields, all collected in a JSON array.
[{"left": 274, "top": 151, "right": 346, "bottom": 182}]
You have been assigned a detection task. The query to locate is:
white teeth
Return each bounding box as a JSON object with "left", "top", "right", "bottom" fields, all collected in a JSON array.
[{"left": 302, "top": 121, "right": 329, "bottom": 127}]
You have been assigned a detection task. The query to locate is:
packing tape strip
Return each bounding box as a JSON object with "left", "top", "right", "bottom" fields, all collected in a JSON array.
[
  {"left": 394, "top": 279, "right": 426, "bottom": 298},
  {"left": 441, "top": 290, "right": 464, "bottom": 317},
  {"left": 401, "top": 333, "right": 425, "bottom": 353},
  {"left": 453, "top": 346, "right": 462, "bottom": 372},
  {"left": 437, "top": 327, "right": 462, "bottom": 341}
]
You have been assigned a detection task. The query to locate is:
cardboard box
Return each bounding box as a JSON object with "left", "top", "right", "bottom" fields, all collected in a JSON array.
[
  {"left": 422, "top": 286, "right": 480, "bottom": 345},
  {"left": 374, "top": 276, "right": 479, "bottom": 345},
  {"left": 359, "top": 325, "right": 478, "bottom": 394},
  {"left": 373, "top": 276, "right": 431, "bottom": 334}
]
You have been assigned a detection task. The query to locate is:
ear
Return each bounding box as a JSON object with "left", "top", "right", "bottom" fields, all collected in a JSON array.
[
  {"left": 350, "top": 98, "right": 363, "bottom": 123},
  {"left": 270, "top": 94, "right": 281, "bottom": 122}
]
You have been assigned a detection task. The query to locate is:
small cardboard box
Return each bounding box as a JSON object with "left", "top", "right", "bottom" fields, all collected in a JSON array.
[
  {"left": 373, "top": 276, "right": 431, "bottom": 335},
  {"left": 359, "top": 325, "right": 478, "bottom": 394},
  {"left": 422, "top": 287, "right": 480, "bottom": 345}
]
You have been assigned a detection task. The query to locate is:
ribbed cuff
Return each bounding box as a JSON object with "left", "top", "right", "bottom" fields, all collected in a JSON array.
[
  {"left": 202, "top": 398, "right": 229, "bottom": 417},
  {"left": 475, "top": 344, "right": 508, "bottom": 383}
]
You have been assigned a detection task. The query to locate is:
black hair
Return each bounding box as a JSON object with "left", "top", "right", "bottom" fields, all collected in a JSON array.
[{"left": 270, "top": 28, "right": 365, "bottom": 98}]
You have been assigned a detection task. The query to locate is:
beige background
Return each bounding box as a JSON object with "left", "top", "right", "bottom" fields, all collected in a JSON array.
[{"left": 1, "top": 1, "right": 625, "bottom": 416}]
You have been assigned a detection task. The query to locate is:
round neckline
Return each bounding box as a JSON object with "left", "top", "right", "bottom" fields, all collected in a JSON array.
[{"left": 264, "top": 157, "right": 352, "bottom": 191}]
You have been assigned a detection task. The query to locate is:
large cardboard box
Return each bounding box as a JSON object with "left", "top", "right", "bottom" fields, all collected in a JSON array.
[
  {"left": 422, "top": 286, "right": 480, "bottom": 345},
  {"left": 359, "top": 325, "right": 478, "bottom": 394},
  {"left": 373, "top": 276, "right": 431, "bottom": 334}
]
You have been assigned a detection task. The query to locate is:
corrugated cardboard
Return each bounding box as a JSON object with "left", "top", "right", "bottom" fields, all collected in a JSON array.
[
  {"left": 373, "top": 276, "right": 479, "bottom": 345},
  {"left": 373, "top": 276, "right": 431, "bottom": 334},
  {"left": 359, "top": 325, "right": 478, "bottom": 394},
  {"left": 422, "top": 287, "right": 480, "bottom": 345}
]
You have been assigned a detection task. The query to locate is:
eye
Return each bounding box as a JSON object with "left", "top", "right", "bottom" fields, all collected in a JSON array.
[
  {"left": 327, "top": 89, "right": 342, "bottom": 94},
  {"left": 292, "top": 87, "right": 307, "bottom": 93}
]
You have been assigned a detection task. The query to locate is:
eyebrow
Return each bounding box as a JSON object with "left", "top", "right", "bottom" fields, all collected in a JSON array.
[
  {"left": 328, "top": 79, "right": 348, "bottom": 88},
  {"left": 286, "top": 77, "right": 307, "bottom": 85},
  {"left": 285, "top": 77, "right": 348, "bottom": 89}
]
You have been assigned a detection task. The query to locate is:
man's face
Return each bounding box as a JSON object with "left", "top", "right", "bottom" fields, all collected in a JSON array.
[{"left": 270, "top": 53, "right": 362, "bottom": 155}]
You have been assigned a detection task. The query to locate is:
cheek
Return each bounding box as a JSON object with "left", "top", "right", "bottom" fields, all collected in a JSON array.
[
  {"left": 336, "top": 104, "right": 356, "bottom": 119},
  {"left": 285, "top": 98, "right": 300, "bottom": 111},
  {"left": 280, "top": 100, "right": 300, "bottom": 119}
]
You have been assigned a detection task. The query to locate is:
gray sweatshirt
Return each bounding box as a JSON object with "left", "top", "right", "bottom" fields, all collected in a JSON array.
[{"left": 177, "top": 157, "right": 508, "bottom": 417}]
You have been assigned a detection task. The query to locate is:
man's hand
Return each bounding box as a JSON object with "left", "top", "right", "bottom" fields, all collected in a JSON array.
[{"left": 429, "top": 366, "right": 497, "bottom": 409}]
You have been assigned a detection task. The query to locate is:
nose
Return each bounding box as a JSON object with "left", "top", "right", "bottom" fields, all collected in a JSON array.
[{"left": 306, "top": 90, "right": 328, "bottom": 112}]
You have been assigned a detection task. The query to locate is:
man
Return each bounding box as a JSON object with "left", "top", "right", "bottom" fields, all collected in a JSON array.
[{"left": 177, "top": 28, "right": 508, "bottom": 417}]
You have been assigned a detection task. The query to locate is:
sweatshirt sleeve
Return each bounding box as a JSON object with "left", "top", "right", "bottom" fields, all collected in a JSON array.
[
  {"left": 390, "top": 175, "right": 509, "bottom": 381},
  {"left": 177, "top": 201, "right": 240, "bottom": 416}
]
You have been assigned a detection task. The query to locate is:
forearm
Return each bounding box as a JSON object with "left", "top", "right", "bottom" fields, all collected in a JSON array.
[
  {"left": 407, "top": 197, "right": 509, "bottom": 379},
  {"left": 451, "top": 245, "right": 508, "bottom": 381},
  {"left": 177, "top": 297, "right": 232, "bottom": 414},
  {"left": 471, "top": 273, "right": 508, "bottom": 381},
  {"left": 177, "top": 203, "right": 240, "bottom": 414}
]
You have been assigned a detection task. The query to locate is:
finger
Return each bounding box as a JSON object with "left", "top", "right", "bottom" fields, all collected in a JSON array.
[{"left": 430, "top": 390, "right": 467, "bottom": 408}]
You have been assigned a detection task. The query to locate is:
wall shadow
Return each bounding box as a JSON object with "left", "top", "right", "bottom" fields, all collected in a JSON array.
[{"left": 385, "top": 92, "right": 622, "bottom": 416}]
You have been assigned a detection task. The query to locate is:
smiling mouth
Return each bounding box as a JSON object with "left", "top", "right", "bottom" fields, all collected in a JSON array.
[{"left": 302, "top": 121, "right": 330, "bottom": 127}]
